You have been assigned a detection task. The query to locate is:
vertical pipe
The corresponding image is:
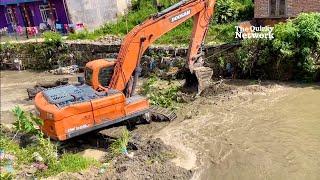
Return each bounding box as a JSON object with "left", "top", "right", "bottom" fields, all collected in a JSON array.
[{"left": 62, "top": 0, "right": 70, "bottom": 24}]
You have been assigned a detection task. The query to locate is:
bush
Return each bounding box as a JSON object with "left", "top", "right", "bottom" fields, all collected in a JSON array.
[
  {"left": 141, "top": 76, "right": 180, "bottom": 108},
  {"left": 12, "top": 106, "right": 43, "bottom": 137},
  {"left": 43, "top": 31, "right": 62, "bottom": 46},
  {"left": 0, "top": 107, "right": 99, "bottom": 178},
  {"left": 213, "top": 0, "right": 253, "bottom": 24},
  {"left": 235, "top": 13, "right": 320, "bottom": 81}
]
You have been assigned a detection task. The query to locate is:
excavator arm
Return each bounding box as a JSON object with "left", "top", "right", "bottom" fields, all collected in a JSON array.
[{"left": 109, "top": 0, "right": 216, "bottom": 94}]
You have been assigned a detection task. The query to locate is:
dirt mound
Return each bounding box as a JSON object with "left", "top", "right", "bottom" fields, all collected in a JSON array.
[
  {"left": 201, "top": 81, "right": 236, "bottom": 97},
  {"left": 105, "top": 136, "right": 193, "bottom": 180}
]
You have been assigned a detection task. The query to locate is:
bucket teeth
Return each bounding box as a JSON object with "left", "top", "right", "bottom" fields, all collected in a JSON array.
[{"left": 194, "top": 67, "right": 213, "bottom": 94}]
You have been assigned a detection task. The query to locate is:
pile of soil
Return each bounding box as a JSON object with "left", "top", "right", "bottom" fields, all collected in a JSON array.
[
  {"left": 201, "top": 81, "right": 236, "bottom": 97},
  {"left": 105, "top": 136, "right": 193, "bottom": 180}
]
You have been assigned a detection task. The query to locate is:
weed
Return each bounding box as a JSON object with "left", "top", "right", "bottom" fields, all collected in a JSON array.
[
  {"left": 43, "top": 31, "right": 63, "bottom": 46},
  {"left": 0, "top": 135, "right": 35, "bottom": 165},
  {"left": 146, "top": 152, "right": 176, "bottom": 165},
  {"left": 0, "top": 107, "right": 99, "bottom": 178},
  {"left": 109, "top": 129, "right": 131, "bottom": 158},
  {"left": 12, "top": 106, "right": 44, "bottom": 138},
  {"left": 141, "top": 76, "right": 180, "bottom": 108},
  {"left": 38, "top": 154, "right": 98, "bottom": 177}
]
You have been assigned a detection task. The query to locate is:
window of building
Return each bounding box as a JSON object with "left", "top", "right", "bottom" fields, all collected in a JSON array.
[
  {"left": 269, "top": 0, "right": 286, "bottom": 17},
  {"left": 39, "top": 4, "right": 58, "bottom": 22},
  {"left": 6, "top": 8, "right": 18, "bottom": 26}
]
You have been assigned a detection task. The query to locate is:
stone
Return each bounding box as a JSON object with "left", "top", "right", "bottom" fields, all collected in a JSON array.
[{"left": 79, "top": 149, "right": 107, "bottom": 161}]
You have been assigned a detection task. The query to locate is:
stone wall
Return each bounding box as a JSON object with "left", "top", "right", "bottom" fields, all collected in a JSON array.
[{"left": 0, "top": 41, "right": 239, "bottom": 78}]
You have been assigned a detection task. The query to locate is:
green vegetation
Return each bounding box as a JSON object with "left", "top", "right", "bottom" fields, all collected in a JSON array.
[
  {"left": 141, "top": 76, "right": 180, "bottom": 108},
  {"left": 214, "top": 0, "right": 253, "bottom": 24},
  {"left": 235, "top": 13, "right": 320, "bottom": 81},
  {"left": 12, "top": 106, "right": 44, "bottom": 137},
  {"left": 0, "top": 106, "right": 99, "bottom": 178},
  {"left": 67, "top": 0, "right": 254, "bottom": 45},
  {"left": 42, "top": 31, "right": 63, "bottom": 46},
  {"left": 38, "top": 154, "right": 98, "bottom": 177},
  {"left": 108, "top": 129, "right": 131, "bottom": 158}
]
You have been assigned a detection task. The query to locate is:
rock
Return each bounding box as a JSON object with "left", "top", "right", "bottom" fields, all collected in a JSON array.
[
  {"left": 32, "top": 152, "right": 44, "bottom": 162},
  {"left": 79, "top": 149, "right": 107, "bottom": 161},
  {"left": 33, "top": 162, "right": 48, "bottom": 171},
  {"left": 0, "top": 123, "right": 14, "bottom": 133}
]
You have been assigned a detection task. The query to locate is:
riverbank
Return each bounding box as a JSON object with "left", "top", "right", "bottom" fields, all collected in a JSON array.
[{"left": 1, "top": 70, "right": 319, "bottom": 179}]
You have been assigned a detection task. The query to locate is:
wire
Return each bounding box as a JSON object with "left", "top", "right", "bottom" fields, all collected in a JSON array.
[{"left": 202, "top": 42, "right": 240, "bottom": 61}]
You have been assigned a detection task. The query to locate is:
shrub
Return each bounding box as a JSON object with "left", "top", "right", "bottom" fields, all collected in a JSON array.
[
  {"left": 43, "top": 31, "right": 62, "bottom": 46},
  {"left": 235, "top": 13, "right": 320, "bottom": 81},
  {"left": 109, "top": 129, "right": 131, "bottom": 158},
  {"left": 141, "top": 76, "right": 180, "bottom": 108},
  {"left": 12, "top": 106, "right": 44, "bottom": 137}
]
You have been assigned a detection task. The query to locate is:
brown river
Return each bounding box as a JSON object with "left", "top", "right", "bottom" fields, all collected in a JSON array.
[
  {"left": 1, "top": 71, "right": 320, "bottom": 180},
  {"left": 157, "top": 82, "right": 320, "bottom": 180}
]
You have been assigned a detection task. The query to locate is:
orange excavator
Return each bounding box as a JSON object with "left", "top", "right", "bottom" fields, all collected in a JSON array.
[{"left": 35, "top": 0, "right": 216, "bottom": 141}]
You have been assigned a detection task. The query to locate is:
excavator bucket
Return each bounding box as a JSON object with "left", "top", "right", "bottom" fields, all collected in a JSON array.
[
  {"left": 184, "top": 66, "right": 213, "bottom": 95},
  {"left": 194, "top": 66, "right": 213, "bottom": 94}
]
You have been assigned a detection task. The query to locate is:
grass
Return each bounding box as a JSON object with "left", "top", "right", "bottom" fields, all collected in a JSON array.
[
  {"left": 0, "top": 135, "right": 36, "bottom": 165},
  {"left": 108, "top": 129, "right": 131, "bottom": 158},
  {"left": 141, "top": 76, "right": 181, "bottom": 109},
  {"left": 38, "top": 154, "right": 99, "bottom": 177},
  {"left": 0, "top": 134, "right": 99, "bottom": 178},
  {"left": 67, "top": 0, "right": 244, "bottom": 45}
]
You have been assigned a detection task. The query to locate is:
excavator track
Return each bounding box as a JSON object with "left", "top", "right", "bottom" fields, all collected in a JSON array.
[{"left": 150, "top": 106, "right": 177, "bottom": 121}]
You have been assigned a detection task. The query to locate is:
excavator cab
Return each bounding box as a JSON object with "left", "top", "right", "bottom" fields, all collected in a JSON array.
[{"left": 84, "top": 59, "right": 116, "bottom": 90}]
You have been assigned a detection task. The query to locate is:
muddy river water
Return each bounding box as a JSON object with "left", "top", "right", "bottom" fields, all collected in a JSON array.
[
  {"left": 1, "top": 71, "right": 320, "bottom": 180},
  {"left": 157, "top": 83, "right": 320, "bottom": 180}
]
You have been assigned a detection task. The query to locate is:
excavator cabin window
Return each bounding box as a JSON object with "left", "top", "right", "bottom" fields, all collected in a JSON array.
[
  {"left": 85, "top": 68, "right": 93, "bottom": 86},
  {"left": 98, "top": 66, "right": 114, "bottom": 87}
]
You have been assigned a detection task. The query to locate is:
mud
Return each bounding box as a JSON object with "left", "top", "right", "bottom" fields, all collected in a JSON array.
[
  {"left": 104, "top": 136, "right": 193, "bottom": 180},
  {"left": 1, "top": 71, "right": 320, "bottom": 180},
  {"left": 0, "top": 70, "right": 79, "bottom": 123}
]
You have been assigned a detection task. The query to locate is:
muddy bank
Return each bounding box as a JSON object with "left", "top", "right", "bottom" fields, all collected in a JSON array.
[
  {"left": 104, "top": 136, "right": 192, "bottom": 180},
  {"left": 1, "top": 70, "right": 320, "bottom": 179}
]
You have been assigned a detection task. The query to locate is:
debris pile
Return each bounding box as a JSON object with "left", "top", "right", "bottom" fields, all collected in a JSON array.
[
  {"left": 49, "top": 65, "right": 79, "bottom": 75},
  {"left": 97, "top": 35, "right": 122, "bottom": 45}
]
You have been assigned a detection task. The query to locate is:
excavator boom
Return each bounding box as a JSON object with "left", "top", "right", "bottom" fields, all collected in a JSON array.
[{"left": 109, "top": 0, "right": 216, "bottom": 94}]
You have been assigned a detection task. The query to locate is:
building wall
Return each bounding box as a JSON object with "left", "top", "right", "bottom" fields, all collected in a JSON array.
[
  {"left": 255, "top": 0, "right": 320, "bottom": 18},
  {"left": 0, "top": 0, "right": 69, "bottom": 32},
  {"left": 286, "top": 0, "right": 320, "bottom": 17},
  {"left": 65, "top": 0, "right": 130, "bottom": 30},
  {"left": 0, "top": 6, "right": 7, "bottom": 28}
]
